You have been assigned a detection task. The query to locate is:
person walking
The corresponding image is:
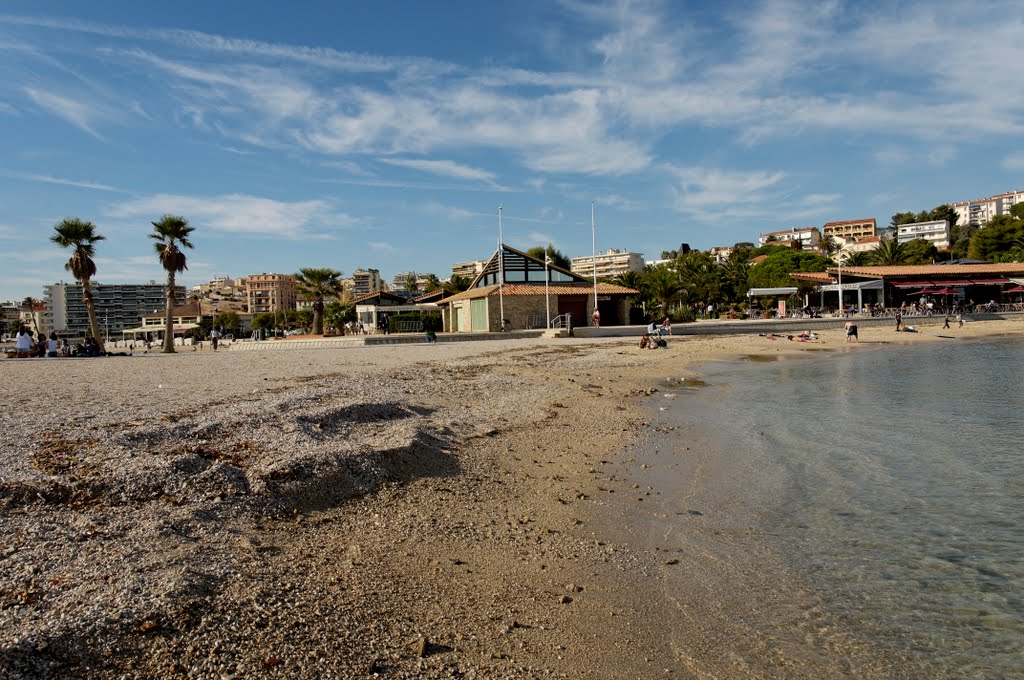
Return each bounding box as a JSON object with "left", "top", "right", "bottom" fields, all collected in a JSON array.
[
  {"left": 210, "top": 327, "right": 220, "bottom": 351},
  {"left": 592, "top": 308, "right": 601, "bottom": 328}
]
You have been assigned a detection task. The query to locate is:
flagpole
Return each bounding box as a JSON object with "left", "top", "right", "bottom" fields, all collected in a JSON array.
[
  {"left": 591, "top": 201, "right": 598, "bottom": 322},
  {"left": 498, "top": 205, "right": 505, "bottom": 331}
]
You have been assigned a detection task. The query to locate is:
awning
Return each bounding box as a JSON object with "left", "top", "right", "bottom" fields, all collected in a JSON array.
[
  {"left": 969, "top": 278, "right": 1010, "bottom": 285},
  {"left": 747, "top": 287, "right": 798, "bottom": 296},
  {"left": 817, "top": 279, "right": 884, "bottom": 292},
  {"left": 891, "top": 280, "right": 934, "bottom": 288}
]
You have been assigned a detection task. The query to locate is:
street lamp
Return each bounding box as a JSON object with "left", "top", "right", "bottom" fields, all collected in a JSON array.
[{"left": 544, "top": 255, "right": 552, "bottom": 329}]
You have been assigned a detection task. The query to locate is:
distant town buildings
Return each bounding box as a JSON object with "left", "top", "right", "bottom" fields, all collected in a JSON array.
[
  {"left": 245, "top": 273, "right": 297, "bottom": 314},
  {"left": 896, "top": 220, "right": 951, "bottom": 249},
  {"left": 352, "top": 268, "right": 384, "bottom": 296},
  {"left": 45, "top": 281, "right": 183, "bottom": 338},
  {"left": 708, "top": 247, "right": 733, "bottom": 264},
  {"left": 951, "top": 190, "right": 1024, "bottom": 228},
  {"left": 451, "top": 259, "right": 486, "bottom": 280},
  {"left": 822, "top": 218, "right": 876, "bottom": 242},
  {"left": 758, "top": 227, "right": 821, "bottom": 251},
  {"left": 570, "top": 249, "right": 645, "bottom": 280},
  {"left": 391, "top": 271, "right": 417, "bottom": 291}
]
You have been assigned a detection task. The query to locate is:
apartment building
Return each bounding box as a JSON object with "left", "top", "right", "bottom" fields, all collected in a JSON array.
[
  {"left": 45, "top": 281, "right": 183, "bottom": 338},
  {"left": 352, "top": 268, "right": 384, "bottom": 296},
  {"left": 245, "top": 273, "right": 298, "bottom": 314},
  {"left": 391, "top": 271, "right": 418, "bottom": 291},
  {"left": 822, "top": 218, "right": 876, "bottom": 242},
  {"left": 951, "top": 190, "right": 1024, "bottom": 228},
  {"left": 570, "top": 249, "right": 645, "bottom": 280},
  {"left": 896, "top": 220, "right": 951, "bottom": 249},
  {"left": 451, "top": 259, "right": 486, "bottom": 280},
  {"left": 758, "top": 227, "right": 821, "bottom": 251}
]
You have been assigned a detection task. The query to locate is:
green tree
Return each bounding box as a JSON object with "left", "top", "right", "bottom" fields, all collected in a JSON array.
[
  {"left": 719, "top": 258, "right": 750, "bottom": 302},
  {"left": 214, "top": 310, "right": 240, "bottom": 334},
  {"left": 675, "top": 252, "right": 722, "bottom": 312},
  {"left": 149, "top": 215, "right": 195, "bottom": 353},
  {"left": 423, "top": 273, "right": 441, "bottom": 292},
  {"left": 324, "top": 299, "right": 355, "bottom": 332},
  {"left": 890, "top": 211, "right": 918, "bottom": 228},
  {"left": 443, "top": 274, "right": 472, "bottom": 294},
  {"left": 296, "top": 308, "right": 314, "bottom": 332},
  {"left": 871, "top": 237, "right": 910, "bottom": 266},
  {"left": 949, "top": 223, "right": 978, "bottom": 259},
  {"left": 843, "top": 251, "right": 873, "bottom": 267},
  {"left": 643, "top": 265, "right": 683, "bottom": 318},
  {"left": 526, "top": 244, "right": 571, "bottom": 270},
  {"left": 746, "top": 249, "right": 831, "bottom": 289},
  {"left": 50, "top": 218, "right": 106, "bottom": 351},
  {"left": 902, "top": 238, "right": 939, "bottom": 264},
  {"left": 251, "top": 313, "right": 274, "bottom": 332},
  {"left": 294, "top": 267, "right": 343, "bottom": 335},
  {"left": 968, "top": 214, "right": 1024, "bottom": 261}
]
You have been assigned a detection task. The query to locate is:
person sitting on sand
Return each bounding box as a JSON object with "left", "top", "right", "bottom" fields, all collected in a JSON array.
[{"left": 661, "top": 317, "right": 672, "bottom": 335}]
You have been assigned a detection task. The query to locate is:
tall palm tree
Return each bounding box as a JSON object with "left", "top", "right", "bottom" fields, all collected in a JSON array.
[
  {"left": 149, "top": 215, "right": 195, "bottom": 353},
  {"left": 295, "top": 267, "right": 343, "bottom": 335},
  {"left": 443, "top": 274, "right": 472, "bottom": 295},
  {"left": 643, "top": 265, "right": 683, "bottom": 318},
  {"left": 50, "top": 218, "right": 106, "bottom": 351},
  {"left": 871, "top": 237, "right": 909, "bottom": 266},
  {"left": 844, "top": 251, "right": 873, "bottom": 267}
]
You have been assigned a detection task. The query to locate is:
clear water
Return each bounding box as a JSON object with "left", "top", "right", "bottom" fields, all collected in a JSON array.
[{"left": 676, "top": 337, "right": 1024, "bottom": 677}]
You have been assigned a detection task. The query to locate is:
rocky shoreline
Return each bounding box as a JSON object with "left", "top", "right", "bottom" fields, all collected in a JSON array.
[{"left": 2, "top": 321, "right": 1020, "bottom": 678}]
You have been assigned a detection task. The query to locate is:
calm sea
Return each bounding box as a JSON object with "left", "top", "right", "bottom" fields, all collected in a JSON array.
[{"left": 672, "top": 336, "right": 1024, "bottom": 677}]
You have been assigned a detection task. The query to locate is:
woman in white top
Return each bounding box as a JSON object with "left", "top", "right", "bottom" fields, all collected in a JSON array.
[
  {"left": 47, "top": 332, "right": 59, "bottom": 357},
  {"left": 15, "top": 326, "right": 33, "bottom": 354}
]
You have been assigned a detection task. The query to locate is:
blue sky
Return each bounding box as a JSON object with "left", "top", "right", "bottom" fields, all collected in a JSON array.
[{"left": 2, "top": 0, "right": 1022, "bottom": 300}]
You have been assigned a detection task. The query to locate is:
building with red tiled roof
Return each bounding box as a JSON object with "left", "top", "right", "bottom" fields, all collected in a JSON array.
[
  {"left": 823, "top": 218, "right": 876, "bottom": 242},
  {"left": 437, "top": 244, "right": 639, "bottom": 331}
]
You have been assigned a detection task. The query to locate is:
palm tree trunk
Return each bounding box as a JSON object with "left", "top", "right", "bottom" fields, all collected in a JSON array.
[
  {"left": 82, "top": 277, "right": 105, "bottom": 353},
  {"left": 163, "top": 271, "right": 176, "bottom": 353},
  {"left": 313, "top": 300, "right": 324, "bottom": 335}
]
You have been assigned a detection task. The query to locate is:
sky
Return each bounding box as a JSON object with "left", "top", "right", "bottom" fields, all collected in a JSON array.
[{"left": 1, "top": 0, "right": 1023, "bottom": 300}]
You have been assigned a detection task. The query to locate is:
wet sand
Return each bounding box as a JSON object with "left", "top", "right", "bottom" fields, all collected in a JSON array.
[{"left": 1, "top": 318, "right": 1021, "bottom": 678}]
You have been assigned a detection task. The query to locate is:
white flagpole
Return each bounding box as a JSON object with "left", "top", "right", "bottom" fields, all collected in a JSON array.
[
  {"left": 498, "top": 205, "right": 505, "bottom": 330},
  {"left": 591, "top": 201, "right": 598, "bottom": 321}
]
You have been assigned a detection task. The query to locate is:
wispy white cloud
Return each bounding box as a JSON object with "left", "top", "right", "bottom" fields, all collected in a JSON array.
[
  {"left": 667, "top": 165, "right": 786, "bottom": 217},
  {"left": 367, "top": 241, "right": 394, "bottom": 253},
  {"left": 24, "top": 87, "right": 105, "bottom": 140},
  {"left": 1001, "top": 153, "right": 1024, "bottom": 171},
  {"left": 380, "top": 158, "right": 496, "bottom": 182},
  {"left": 104, "top": 193, "right": 351, "bottom": 238},
  {"left": 0, "top": 169, "right": 124, "bottom": 192},
  {"left": 0, "top": 101, "right": 17, "bottom": 115}
]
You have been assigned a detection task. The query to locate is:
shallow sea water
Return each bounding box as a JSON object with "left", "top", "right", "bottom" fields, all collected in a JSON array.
[{"left": 668, "top": 336, "right": 1024, "bottom": 677}]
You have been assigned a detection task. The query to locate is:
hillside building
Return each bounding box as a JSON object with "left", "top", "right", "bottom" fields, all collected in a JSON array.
[
  {"left": 896, "top": 220, "right": 951, "bottom": 249},
  {"left": 951, "top": 190, "right": 1024, "bottom": 228},
  {"left": 570, "top": 249, "right": 644, "bottom": 280},
  {"left": 758, "top": 227, "right": 821, "bottom": 251},
  {"left": 352, "top": 268, "right": 384, "bottom": 296},
  {"left": 823, "top": 218, "right": 876, "bottom": 242}
]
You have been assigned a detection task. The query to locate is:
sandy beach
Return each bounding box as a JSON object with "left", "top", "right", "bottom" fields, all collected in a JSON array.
[{"left": 1, "top": 318, "right": 1021, "bottom": 679}]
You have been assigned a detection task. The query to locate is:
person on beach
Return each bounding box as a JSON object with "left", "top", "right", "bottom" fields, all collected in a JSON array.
[
  {"left": 943, "top": 316, "right": 951, "bottom": 329},
  {"left": 957, "top": 312, "right": 964, "bottom": 328},
  {"left": 844, "top": 321, "right": 858, "bottom": 342},
  {"left": 661, "top": 317, "right": 672, "bottom": 335},
  {"left": 46, "top": 331, "right": 59, "bottom": 357},
  {"left": 592, "top": 308, "right": 600, "bottom": 328},
  {"left": 895, "top": 310, "right": 902, "bottom": 331},
  {"left": 210, "top": 327, "right": 220, "bottom": 351}
]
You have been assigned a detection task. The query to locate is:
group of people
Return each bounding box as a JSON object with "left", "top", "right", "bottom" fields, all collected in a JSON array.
[
  {"left": 12, "top": 325, "right": 105, "bottom": 358},
  {"left": 638, "top": 317, "right": 672, "bottom": 349}
]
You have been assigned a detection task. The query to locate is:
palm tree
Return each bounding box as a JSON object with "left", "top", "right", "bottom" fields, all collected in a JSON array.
[
  {"left": 643, "top": 265, "right": 683, "bottom": 318},
  {"left": 149, "top": 215, "right": 195, "bottom": 353},
  {"left": 294, "top": 267, "right": 343, "bottom": 335},
  {"left": 443, "top": 274, "right": 472, "bottom": 295},
  {"left": 51, "top": 218, "right": 106, "bottom": 351},
  {"left": 403, "top": 272, "right": 419, "bottom": 292},
  {"left": 871, "top": 237, "right": 909, "bottom": 266},
  {"left": 844, "top": 251, "right": 873, "bottom": 267}
]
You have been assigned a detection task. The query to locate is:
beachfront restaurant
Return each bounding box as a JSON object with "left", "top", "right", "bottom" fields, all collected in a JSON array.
[
  {"left": 436, "top": 244, "right": 639, "bottom": 332},
  {"left": 122, "top": 303, "right": 203, "bottom": 344},
  {"left": 790, "top": 263, "right": 1024, "bottom": 311},
  {"left": 353, "top": 290, "right": 444, "bottom": 333}
]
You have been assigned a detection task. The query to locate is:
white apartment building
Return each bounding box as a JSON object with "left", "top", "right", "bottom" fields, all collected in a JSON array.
[
  {"left": 45, "top": 281, "right": 183, "bottom": 338},
  {"left": 451, "top": 259, "right": 486, "bottom": 279},
  {"left": 951, "top": 190, "right": 1024, "bottom": 228},
  {"left": 391, "top": 271, "right": 417, "bottom": 291},
  {"left": 570, "top": 249, "right": 645, "bottom": 279},
  {"left": 837, "top": 236, "right": 882, "bottom": 256},
  {"left": 822, "top": 218, "right": 876, "bottom": 241},
  {"left": 758, "top": 227, "right": 821, "bottom": 251},
  {"left": 897, "top": 220, "right": 950, "bottom": 249},
  {"left": 352, "top": 268, "right": 384, "bottom": 296}
]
